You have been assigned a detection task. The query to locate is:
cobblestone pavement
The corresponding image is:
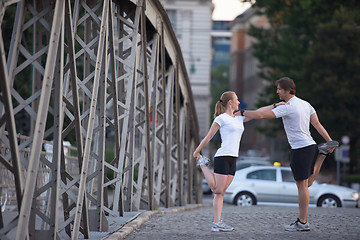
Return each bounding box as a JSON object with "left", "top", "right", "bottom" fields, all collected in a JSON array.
[{"left": 124, "top": 197, "right": 360, "bottom": 240}]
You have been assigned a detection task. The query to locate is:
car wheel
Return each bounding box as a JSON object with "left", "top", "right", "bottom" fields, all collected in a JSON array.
[
  {"left": 317, "top": 195, "right": 342, "bottom": 208},
  {"left": 234, "top": 192, "right": 256, "bottom": 206}
]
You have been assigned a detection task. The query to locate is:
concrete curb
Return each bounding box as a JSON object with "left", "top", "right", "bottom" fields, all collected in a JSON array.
[{"left": 102, "top": 203, "right": 209, "bottom": 240}]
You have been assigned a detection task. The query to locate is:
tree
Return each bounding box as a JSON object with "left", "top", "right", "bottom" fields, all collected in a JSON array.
[
  {"left": 246, "top": 0, "right": 360, "bottom": 172},
  {"left": 303, "top": 6, "right": 360, "bottom": 173}
]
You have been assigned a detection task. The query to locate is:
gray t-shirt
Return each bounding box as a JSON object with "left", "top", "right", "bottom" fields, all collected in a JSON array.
[
  {"left": 213, "top": 113, "right": 245, "bottom": 157},
  {"left": 272, "top": 96, "right": 316, "bottom": 149}
]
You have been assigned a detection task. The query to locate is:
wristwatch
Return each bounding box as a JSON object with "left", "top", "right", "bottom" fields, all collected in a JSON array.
[
  {"left": 273, "top": 103, "right": 277, "bottom": 109},
  {"left": 240, "top": 109, "right": 245, "bottom": 116}
]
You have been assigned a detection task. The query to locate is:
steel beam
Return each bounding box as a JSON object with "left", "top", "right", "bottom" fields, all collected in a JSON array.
[
  {"left": 160, "top": 22, "right": 169, "bottom": 208},
  {"left": 112, "top": 2, "right": 141, "bottom": 216},
  {"left": 16, "top": 1, "right": 65, "bottom": 239},
  {"left": 0, "top": 24, "right": 23, "bottom": 239},
  {"left": 71, "top": 0, "right": 109, "bottom": 238}
]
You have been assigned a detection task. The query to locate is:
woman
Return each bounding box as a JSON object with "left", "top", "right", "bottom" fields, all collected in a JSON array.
[
  {"left": 193, "top": 91, "right": 248, "bottom": 232},
  {"left": 193, "top": 91, "right": 284, "bottom": 232}
]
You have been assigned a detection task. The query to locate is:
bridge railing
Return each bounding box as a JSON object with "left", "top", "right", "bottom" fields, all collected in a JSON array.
[{"left": 0, "top": 0, "right": 201, "bottom": 239}]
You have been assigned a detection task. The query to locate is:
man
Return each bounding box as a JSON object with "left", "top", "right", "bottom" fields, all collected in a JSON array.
[{"left": 239, "top": 77, "right": 338, "bottom": 231}]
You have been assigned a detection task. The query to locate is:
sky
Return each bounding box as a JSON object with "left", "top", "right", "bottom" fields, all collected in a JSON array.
[{"left": 212, "top": 0, "right": 252, "bottom": 21}]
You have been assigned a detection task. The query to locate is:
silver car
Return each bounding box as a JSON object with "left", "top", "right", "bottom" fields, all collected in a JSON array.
[{"left": 224, "top": 166, "right": 359, "bottom": 208}]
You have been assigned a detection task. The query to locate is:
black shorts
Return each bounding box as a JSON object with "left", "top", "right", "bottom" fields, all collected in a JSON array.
[
  {"left": 213, "top": 156, "right": 237, "bottom": 176},
  {"left": 290, "top": 144, "right": 319, "bottom": 181}
]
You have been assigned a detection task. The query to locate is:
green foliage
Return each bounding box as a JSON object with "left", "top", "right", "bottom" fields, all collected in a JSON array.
[
  {"left": 345, "top": 174, "right": 360, "bottom": 183},
  {"left": 210, "top": 64, "right": 229, "bottom": 146},
  {"left": 303, "top": 7, "right": 360, "bottom": 141},
  {"left": 247, "top": 0, "right": 360, "bottom": 172},
  {"left": 210, "top": 64, "right": 230, "bottom": 118}
]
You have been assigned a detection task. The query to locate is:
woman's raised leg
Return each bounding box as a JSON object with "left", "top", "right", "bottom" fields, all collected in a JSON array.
[{"left": 200, "top": 165, "right": 216, "bottom": 190}]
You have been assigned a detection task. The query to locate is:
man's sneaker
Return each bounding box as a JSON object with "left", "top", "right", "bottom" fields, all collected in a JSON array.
[
  {"left": 318, "top": 140, "right": 339, "bottom": 155},
  {"left": 211, "top": 220, "right": 234, "bottom": 232},
  {"left": 284, "top": 218, "right": 310, "bottom": 232},
  {"left": 196, "top": 155, "right": 210, "bottom": 168}
]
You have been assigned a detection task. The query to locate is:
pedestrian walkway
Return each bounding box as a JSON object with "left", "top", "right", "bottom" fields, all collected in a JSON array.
[{"left": 104, "top": 197, "right": 360, "bottom": 240}]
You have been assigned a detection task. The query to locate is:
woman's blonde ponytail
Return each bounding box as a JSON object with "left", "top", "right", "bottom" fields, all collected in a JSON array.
[
  {"left": 214, "top": 101, "right": 224, "bottom": 118},
  {"left": 213, "top": 91, "right": 235, "bottom": 118}
]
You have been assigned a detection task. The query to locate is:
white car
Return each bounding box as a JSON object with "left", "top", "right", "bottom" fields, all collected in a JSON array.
[{"left": 224, "top": 166, "right": 359, "bottom": 208}]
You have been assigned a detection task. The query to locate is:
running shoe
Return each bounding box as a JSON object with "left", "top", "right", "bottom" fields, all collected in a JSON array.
[
  {"left": 284, "top": 218, "right": 310, "bottom": 232},
  {"left": 211, "top": 220, "right": 234, "bottom": 232},
  {"left": 196, "top": 155, "right": 210, "bottom": 168},
  {"left": 318, "top": 140, "right": 339, "bottom": 155}
]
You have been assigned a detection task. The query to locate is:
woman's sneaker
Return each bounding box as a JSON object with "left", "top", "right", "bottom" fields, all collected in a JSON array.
[
  {"left": 284, "top": 218, "right": 310, "bottom": 232},
  {"left": 196, "top": 155, "right": 210, "bottom": 168},
  {"left": 318, "top": 140, "right": 339, "bottom": 155},
  {"left": 211, "top": 220, "right": 234, "bottom": 232}
]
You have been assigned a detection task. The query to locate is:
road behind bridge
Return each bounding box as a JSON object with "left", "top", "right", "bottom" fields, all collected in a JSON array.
[{"left": 107, "top": 195, "right": 360, "bottom": 240}]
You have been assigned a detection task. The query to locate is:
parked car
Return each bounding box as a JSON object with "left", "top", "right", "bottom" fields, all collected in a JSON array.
[{"left": 224, "top": 166, "right": 359, "bottom": 208}]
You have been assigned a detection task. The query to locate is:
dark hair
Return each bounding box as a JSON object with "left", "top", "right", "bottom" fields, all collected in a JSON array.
[
  {"left": 214, "top": 91, "right": 235, "bottom": 118},
  {"left": 275, "top": 77, "right": 296, "bottom": 95}
]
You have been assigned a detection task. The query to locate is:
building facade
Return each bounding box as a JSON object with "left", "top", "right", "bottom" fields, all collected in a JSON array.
[
  {"left": 160, "top": 0, "right": 213, "bottom": 142},
  {"left": 211, "top": 21, "right": 231, "bottom": 68}
]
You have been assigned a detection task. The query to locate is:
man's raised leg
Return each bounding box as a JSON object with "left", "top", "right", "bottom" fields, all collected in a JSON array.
[{"left": 308, "top": 154, "right": 326, "bottom": 187}]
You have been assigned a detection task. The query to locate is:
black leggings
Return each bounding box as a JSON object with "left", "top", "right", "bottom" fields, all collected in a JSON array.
[{"left": 213, "top": 156, "right": 237, "bottom": 176}]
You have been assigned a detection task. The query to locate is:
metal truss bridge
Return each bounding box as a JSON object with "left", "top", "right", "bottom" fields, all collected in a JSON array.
[{"left": 0, "top": 0, "right": 201, "bottom": 239}]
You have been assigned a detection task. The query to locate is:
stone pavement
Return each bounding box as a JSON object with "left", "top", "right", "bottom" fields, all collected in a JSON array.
[{"left": 104, "top": 196, "right": 360, "bottom": 240}]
